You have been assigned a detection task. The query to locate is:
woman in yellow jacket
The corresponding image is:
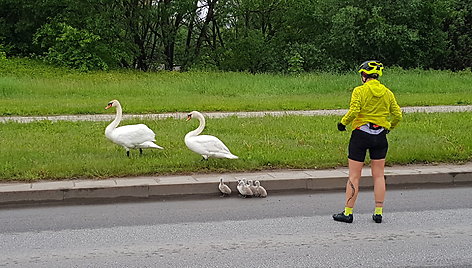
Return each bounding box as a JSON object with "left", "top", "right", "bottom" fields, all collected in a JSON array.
[{"left": 333, "top": 60, "right": 402, "bottom": 224}]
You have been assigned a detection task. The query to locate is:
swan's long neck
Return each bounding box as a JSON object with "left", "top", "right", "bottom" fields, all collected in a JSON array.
[
  {"left": 186, "top": 113, "right": 206, "bottom": 137},
  {"left": 105, "top": 103, "right": 122, "bottom": 136}
]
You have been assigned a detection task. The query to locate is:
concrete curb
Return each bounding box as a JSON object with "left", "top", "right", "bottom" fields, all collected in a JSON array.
[{"left": 1, "top": 163, "right": 471, "bottom": 204}]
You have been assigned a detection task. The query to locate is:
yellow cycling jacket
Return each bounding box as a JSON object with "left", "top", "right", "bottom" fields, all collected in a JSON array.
[{"left": 341, "top": 79, "right": 402, "bottom": 130}]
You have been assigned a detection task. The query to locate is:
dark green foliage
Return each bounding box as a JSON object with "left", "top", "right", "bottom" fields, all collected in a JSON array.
[
  {"left": 0, "top": 0, "right": 470, "bottom": 72},
  {"left": 33, "top": 22, "right": 109, "bottom": 71},
  {"left": 443, "top": 0, "right": 472, "bottom": 70},
  {"left": 287, "top": 52, "right": 304, "bottom": 74}
]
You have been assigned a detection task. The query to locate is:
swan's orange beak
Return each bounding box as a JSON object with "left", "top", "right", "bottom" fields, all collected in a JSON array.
[
  {"left": 186, "top": 114, "right": 192, "bottom": 121},
  {"left": 105, "top": 104, "right": 112, "bottom": 110}
]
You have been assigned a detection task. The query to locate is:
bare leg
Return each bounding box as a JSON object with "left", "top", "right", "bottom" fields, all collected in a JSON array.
[
  {"left": 371, "top": 159, "right": 386, "bottom": 208},
  {"left": 139, "top": 148, "right": 143, "bottom": 155},
  {"left": 345, "top": 159, "right": 364, "bottom": 208}
]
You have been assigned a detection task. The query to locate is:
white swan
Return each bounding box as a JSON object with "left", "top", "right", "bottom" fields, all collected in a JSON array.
[
  {"left": 218, "top": 178, "right": 232, "bottom": 197},
  {"left": 185, "top": 111, "right": 238, "bottom": 160},
  {"left": 105, "top": 100, "right": 163, "bottom": 157}
]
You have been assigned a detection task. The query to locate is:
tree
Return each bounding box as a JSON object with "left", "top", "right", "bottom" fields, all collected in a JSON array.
[{"left": 1, "top": 0, "right": 470, "bottom": 72}]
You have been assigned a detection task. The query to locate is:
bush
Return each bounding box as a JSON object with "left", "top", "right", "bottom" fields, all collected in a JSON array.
[
  {"left": 0, "top": 42, "right": 8, "bottom": 60},
  {"left": 287, "top": 52, "right": 304, "bottom": 74},
  {"left": 33, "top": 22, "right": 108, "bottom": 71}
]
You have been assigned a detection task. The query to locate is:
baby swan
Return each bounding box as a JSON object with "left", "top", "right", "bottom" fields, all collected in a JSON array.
[
  {"left": 237, "top": 179, "right": 253, "bottom": 198},
  {"left": 218, "top": 178, "right": 232, "bottom": 197},
  {"left": 255, "top": 180, "right": 267, "bottom": 198},
  {"left": 247, "top": 180, "right": 258, "bottom": 197}
]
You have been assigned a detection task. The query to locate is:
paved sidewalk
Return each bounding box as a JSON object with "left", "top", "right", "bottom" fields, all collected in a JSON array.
[
  {"left": 1, "top": 163, "right": 471, "bottom": 204},
  {"left": 1, "top": 105, "right": 472, "bottom": 123}
]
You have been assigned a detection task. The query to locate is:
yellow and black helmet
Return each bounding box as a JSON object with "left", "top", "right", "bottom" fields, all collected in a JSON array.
[{"left": 358, "top": 60, "right": 384, "bottom": 76}]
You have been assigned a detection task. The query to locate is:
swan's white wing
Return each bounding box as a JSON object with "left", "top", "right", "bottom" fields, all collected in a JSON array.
[
  {"left": 186, "top": 135, "right": 234, "bottom": 156},
  {"left": 110, "top": 124, "right": 156, "bottom": 148}
]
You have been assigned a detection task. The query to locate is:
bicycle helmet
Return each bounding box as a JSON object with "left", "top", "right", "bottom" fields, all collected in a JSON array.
[{"left": 358, "top": 60, "right": 383, "bottom": 77}]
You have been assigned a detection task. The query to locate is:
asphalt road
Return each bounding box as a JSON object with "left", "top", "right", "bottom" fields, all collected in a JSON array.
[{"left": 1, "top": 185, "right": 471, "bottom": 267}]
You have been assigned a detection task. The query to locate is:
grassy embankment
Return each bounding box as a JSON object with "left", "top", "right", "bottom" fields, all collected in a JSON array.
[
  {"left": 1, "top": 58, "right": 471, "bottom": 116},
  {"left": 1, "top": 112, "right": 471, "bottom": 181},
  {"left": 0, "top": 58, "right": 471, "bottom": 181}
]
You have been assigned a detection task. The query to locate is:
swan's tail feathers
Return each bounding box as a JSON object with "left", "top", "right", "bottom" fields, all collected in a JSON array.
[
  {"left": 141, "top": 141, "right": 164, "bottom": 150},
  {"left": 225, "top": 153, "right": 239, "bottom": 159},
  {"left": 152, "top": 143, "right": 165, "bottom": 150},
  {"left": 211, "top": 152, "right": 238, "bottom": 159}
]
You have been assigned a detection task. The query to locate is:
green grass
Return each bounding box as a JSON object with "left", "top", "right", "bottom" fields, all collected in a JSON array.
[
  {"left": 1, "top": 58, "right": 471, "bottom": 181},
  {"left": 1, "top": 112, "right": 471, "bottom": 181},
  {"left": 1, "top": 58, "right": 471, "bottom": 116}
]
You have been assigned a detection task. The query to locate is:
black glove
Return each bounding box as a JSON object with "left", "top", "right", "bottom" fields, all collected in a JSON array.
[{"left": 337, "top": 122, "right": 346, "bottom": 131}]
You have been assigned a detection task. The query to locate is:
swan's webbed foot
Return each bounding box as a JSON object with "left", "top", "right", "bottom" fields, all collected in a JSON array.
[{"left": 139, "top": 148, "right": 143, "bottom": 155}]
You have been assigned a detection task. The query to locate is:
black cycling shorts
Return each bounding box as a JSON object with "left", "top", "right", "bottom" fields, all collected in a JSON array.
[{"left": 348, "top": 129, "right": 388, "bottom": 162}]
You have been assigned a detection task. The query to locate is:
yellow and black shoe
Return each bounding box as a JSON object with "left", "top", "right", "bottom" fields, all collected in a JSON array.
[
  {"left": 333, "top": 212, "right": 353, "bottom": 223},
  {"left": 372, "top": 214, "right": 382, "bottom": 223}
]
